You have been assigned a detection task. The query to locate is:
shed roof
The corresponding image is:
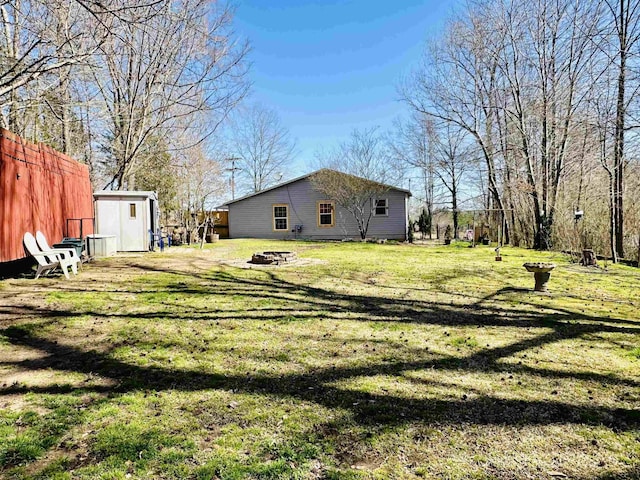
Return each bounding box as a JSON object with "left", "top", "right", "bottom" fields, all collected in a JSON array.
[
  {"left": 222, "top": 169, "right": 411, "bottom": 206},
  {"left": 94, "top": 190, "right": 158, "bottom": 200}
]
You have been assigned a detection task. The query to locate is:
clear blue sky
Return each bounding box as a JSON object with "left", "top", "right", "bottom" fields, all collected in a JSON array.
[{"left": 233, "top": 0, "right": 455, "bottom": 176}]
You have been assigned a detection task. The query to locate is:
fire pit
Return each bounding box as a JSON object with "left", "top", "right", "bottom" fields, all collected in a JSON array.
[
  {"left": 523, "top": 262, "right": 556, "bottom": 292},
  {"left": 251, "top": 251, "right": 297, "bottom": 265}
]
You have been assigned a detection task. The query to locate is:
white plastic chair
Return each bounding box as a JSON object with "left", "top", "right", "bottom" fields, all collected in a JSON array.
[
  {"left": 35, "top": 231, "right": 81, "bottom": 274},
  {"left": 23, "top": 232, "right": 71, "bottom": 279}
]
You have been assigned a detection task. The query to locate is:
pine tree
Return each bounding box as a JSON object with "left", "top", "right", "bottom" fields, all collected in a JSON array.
[{"left": 418, "top": 207, "right": 429, "bottom": 239}]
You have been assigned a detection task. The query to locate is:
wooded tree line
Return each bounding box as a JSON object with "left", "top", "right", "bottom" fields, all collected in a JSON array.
[
  {"left": 0, "top": 0, "right": 249, "bottom": 224},
  {"left": 399, "top": 0, "right": 640, "bottom": 262}
]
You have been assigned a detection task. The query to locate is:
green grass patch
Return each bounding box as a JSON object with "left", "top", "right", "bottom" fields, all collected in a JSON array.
[
  {"left": 0, "top": 401, "right": 85, "bottom": 469},
  {"left": 449, "top": 336, "right": 479, "bottom": 348},
  {"left": 1, "top": 239, "right": 639, "bottom": 479}
]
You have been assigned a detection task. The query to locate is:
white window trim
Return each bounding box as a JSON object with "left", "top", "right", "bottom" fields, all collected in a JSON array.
[
  {"left": 273, "top": 204, "right": 289, "bottom": 231},
  {"left": 373, "top": 198, "right": 389, "bottom": 217}
]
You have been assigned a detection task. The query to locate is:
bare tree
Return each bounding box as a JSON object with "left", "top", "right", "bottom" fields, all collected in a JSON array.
[
  {"left": 316, "top": 126, "right": 397, "bottom": 183},
  {"left": 400, "top": 6, "right": 510, "bottom": 241},
  {"left": 403, "top": 0, "right": 603, "bottom": 250},
  {"left": 312, "top": 127, "right": 395, "bottom": 239},
  {"left": 599, "top": 0, "right": 640, "bottom": 260},
  {"left": 0, "top": 1, "right": 98, "bottom": 102},
  {"left": 502, "top": 0, "right": 601, "bottom": 248},
  {"left": 92, "top": 0, "right": 249, "bottom": 189},
  {"left": 0, "top": 0, "right": 168, "bottom": 130},
  {"left": 389, "top": 112, "right": 436, "bottom": 238},
  {"left": 230, "top": 103, "right": 296, "bottom": 193},
  {"left": 0, "top": 0, "right": 101, "bottom": 137},
  {"left": 431, "top": 125, "right": 472, "bottom": 239},
  {"left": 174, "top": 143, "right": 227, "bottom": 243},
  {"left": 310, "top": 169, "right": 390, "bottom": 240}
]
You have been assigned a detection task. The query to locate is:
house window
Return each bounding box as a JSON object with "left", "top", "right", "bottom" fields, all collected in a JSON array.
[
  {"left": 374, "top": 198, "right": 388, "bottom": 216},
  {"left": 273, "top": 204, "right": 288, "bottom": 231},
  {"left": 317, "top": 201, "right": 335, "bottom": 227},
  {"left": 129, "top": 203, "right": 137, "bottom": 218}
]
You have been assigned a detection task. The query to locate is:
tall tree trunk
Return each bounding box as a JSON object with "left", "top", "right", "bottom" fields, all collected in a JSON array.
[
  {"left": 452, "top": 186, "right": 459, "bottom": 240},
  {"left": 59, "top": 66, "right": 71, "bottom": 155},
  {"left": 608, "top": 170, "right": 619, "bottom": 262},
  {"left": 612, "top": 0, "right": 632, "bottom": 260},
  {"left": 7, "top": 0, "right": 20, "bottom": 133},
  {"left": 614, "top": 41, "right": 626, "bottom": 260}
]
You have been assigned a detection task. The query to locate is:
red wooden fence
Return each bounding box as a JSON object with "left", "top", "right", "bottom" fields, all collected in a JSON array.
[{"left": 0, "top": 129, "right": 94, "bottom": 263}]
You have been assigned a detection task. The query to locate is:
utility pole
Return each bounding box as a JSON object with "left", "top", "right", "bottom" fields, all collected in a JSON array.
[{"left": 226, "top": 157, "right": 241, "bottom": 199}]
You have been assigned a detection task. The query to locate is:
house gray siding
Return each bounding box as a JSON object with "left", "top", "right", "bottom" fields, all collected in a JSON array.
[{"left": 228, "top": 178, "right": 408, "bottom": 240}]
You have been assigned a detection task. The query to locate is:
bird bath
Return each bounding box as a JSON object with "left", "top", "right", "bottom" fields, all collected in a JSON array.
[{"left": 523, "top": 262, "right": 556, "bottom": 292}]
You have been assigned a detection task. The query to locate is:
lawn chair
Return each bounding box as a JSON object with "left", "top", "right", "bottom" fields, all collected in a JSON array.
[
  {"left": 23, "top": 232, "right": 71, "bottom": 279},
  {"left": 35, "top": 231, "right": 81, "bottom": 274}
]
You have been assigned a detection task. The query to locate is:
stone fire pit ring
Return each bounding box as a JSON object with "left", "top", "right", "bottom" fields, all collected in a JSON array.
[
  {"left": 251, "top": 251, "right": 297, "bottom": 265},
  {"left": 523, "top": 262, "right": 556, "bottom": 292}
]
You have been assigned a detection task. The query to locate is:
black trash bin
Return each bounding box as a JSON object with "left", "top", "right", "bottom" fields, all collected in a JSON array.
[{"left": 54, "top": 238, "right": 84, "bottom": 258}]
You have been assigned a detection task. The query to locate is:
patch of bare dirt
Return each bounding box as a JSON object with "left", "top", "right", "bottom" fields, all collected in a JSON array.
[{"left": 0, "top": 249, "right": 227, "bottom": 315}]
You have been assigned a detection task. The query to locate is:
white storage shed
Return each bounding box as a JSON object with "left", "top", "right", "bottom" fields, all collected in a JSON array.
[{"left": 93, "top": 191, "right": 159, "bottom": 252}]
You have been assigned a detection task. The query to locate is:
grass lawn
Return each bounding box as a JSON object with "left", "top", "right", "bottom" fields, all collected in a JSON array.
[{"left": 0, "top": 239, "right": 638, "bottom": 479}]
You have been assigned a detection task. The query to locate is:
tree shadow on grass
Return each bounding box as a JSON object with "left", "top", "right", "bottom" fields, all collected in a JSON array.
[
  {"left": 1, "top": 262, "right": 639, "bottom": 474},
  {"left": 135, "top": 263, "right": 640, "bottom": 325},
  {"left": 2, "top": 263, "right": 639, "bottom": 419},
  {"left": 1, "top": 324, "right": 638, "bottom": 431}
]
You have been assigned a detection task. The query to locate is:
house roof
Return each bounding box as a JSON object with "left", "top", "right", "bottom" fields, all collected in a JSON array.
[{"left": 222, "top": 169, "right": 411, "bottom": 206}]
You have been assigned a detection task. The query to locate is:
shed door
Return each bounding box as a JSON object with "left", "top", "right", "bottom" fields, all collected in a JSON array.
[
  {"left": 95, "top": 200, "right": 121, "bottom": 241},
  {"left": 119, "top": 200, "right": 146, "bottom": 251}
]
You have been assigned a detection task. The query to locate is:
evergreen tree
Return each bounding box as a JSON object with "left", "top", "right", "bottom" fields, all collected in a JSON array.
[{"left": 418, "top": 207, "right": 430, "bottom": 239}]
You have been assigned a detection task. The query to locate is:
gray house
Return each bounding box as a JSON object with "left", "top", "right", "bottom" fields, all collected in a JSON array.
[{"left": 224, "top": 170, "right": 411, "bottom": 240}]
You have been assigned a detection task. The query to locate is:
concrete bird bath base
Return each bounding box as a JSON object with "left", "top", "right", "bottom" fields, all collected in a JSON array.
[{"left": 523, "top": 262, "right": 556, "bottom": 292}]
